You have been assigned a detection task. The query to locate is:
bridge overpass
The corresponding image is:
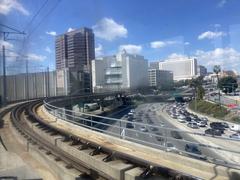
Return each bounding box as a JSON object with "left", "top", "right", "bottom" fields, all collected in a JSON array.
[{"left": 0, "top": 93, "right": 240, "bottom": 179}]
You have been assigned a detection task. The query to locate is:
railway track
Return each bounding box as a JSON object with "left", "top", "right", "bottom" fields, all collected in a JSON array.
[{"left": 4, "top": 100, "right": 199, "bottom": 180}]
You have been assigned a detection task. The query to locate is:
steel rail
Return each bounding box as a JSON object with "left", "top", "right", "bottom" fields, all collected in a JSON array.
[
  {"left": 10, "top": 101, "right": 111, "bottom": 179},
  {"left": 29, "top": 101, "right": 200, "bottom": 179}
]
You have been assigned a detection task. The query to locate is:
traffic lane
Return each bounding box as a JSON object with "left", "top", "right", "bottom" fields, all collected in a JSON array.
[
  {"left": 106, "top": 103, "right": 220, "bottom": 160},
  {"left": 136, "top": 103, "right": 221, "bottom": 159},
  {"left": 143, "top": 104, "right": 187, "bottom": 151},
  {"left": 153, "top": 103, "right": 225, "bottom": 161}
]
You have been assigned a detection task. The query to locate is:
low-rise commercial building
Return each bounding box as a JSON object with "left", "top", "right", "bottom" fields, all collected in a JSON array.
[{"left": 92, "top": 50, "right": 148, "bottom": 92}]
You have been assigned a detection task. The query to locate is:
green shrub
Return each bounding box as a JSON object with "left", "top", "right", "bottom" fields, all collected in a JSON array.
[{"left": 189, "top": 100, "right": 229, "bottom": 119}]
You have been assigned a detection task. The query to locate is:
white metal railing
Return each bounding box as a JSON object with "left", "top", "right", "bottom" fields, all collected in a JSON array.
[{"left": 43, "top": 99, "right": 240, "bottom": 169}]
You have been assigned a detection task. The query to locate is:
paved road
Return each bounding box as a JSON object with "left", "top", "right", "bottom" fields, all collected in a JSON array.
[{"left": 105, "top": 103, "right": 224, "bottom": 162}]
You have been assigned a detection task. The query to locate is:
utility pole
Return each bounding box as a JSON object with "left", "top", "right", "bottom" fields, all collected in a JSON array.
[
  {"left": 2, "top": 45, "right": 6, "bottom": 105},
  {"left": 0, "top": 24, "right": 25, "bottom": 105},
  {"left": 25, "top": 59, "right": 29, "bottom": 101}
]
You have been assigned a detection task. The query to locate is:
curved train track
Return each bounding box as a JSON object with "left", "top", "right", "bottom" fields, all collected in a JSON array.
[{"left": 1, "top": 100, "right": 207, "bottom": 179}]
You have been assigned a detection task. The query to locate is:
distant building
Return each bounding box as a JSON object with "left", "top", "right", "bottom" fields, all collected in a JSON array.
[
  {"left": 149, "top": 62, "right": 160, "bottom": 69},
  {"left": 157, "top": 58, "right": 197, "bottom": 81},
  {"left": 197, "top": 65, "right": 207, "bottom": 76},
  {"left": 92, "top": 50, "right": 148, "bottom": 92},
  {"left": 148, "top": 69, "right": 173, "bottom": 88},
  {"left": 221, "top": 70, "right": 237, "bottom": 78},
  {"left": 55, "top": 27, "right": 95, "bottom": 95}
]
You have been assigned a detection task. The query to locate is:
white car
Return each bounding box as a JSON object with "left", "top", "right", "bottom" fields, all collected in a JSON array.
[
  {"left": 140, "top": 127, "right": 148, "bottom": 132},
  {"left": 166, "top": 142, "right": 178, "bottom": 152},
  {"left": 197, "top": 121, "right": 207, "bottom": 127},
  {"left": 177, "top": 119, "right": 186, "bottom": 123},
  {"left": 230, "top": 133, "right": 240, "bottom": 140}
]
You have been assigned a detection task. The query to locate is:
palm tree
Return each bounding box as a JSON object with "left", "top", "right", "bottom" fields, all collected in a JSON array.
[
  {"left": 213, "top": 65, "right": 221, "bottom": 106},
  {"left": 189, "top": 76, "right": 203, "bottom": 110}
]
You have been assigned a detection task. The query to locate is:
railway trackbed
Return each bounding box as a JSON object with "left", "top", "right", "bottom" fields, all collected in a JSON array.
[{"left": 1, "top": 99, "right": 239, "bottom": 179}]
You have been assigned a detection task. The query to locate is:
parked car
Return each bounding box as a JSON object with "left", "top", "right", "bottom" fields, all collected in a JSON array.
[
  {"left": 205, "top": 128, "right": 222, "bottom": 136},
  {"left": 229, "top": 133, "right": 240, "bottom": 140},
  {"left": 187, "top": 122, "right": 199, "bottom": 129}
]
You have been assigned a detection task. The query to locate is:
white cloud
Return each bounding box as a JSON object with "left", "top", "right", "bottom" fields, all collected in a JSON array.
[
  {"left": 26, "top": 53, "right": 46, "bottom": 61},
  {"left": 195, "top": 48, "right": 240, "bottom": 68},
  {"left": 95, "top": 44, "right": 103, "bottom": 57},
  {"left": 45, "top": 46, "right": 51, "bottom": 53},
  {"left": 150, "top": 40, "right": 179, "bottom": 48},
  {"left": 119, "top": 44, "right": 142, "bottom": 54},
  {"left": 67, "top": 27, "right": 75, "bottom": 32},
  {"left": 46, "top": 31, "right": 57, "bottom": 36},
  {"left": 166, "top": 53, "right": 189, "bottom": 60},
  {"left": 184, "top": 42, "right": 190, "bottom": 45},
  {"left": 217, "top": 0, "right": 227, "bottom": 7},
  {"left": 0, "top": 0, "right": 29, "bottom": 15},
  {"left": 0, "top": 40, "right": 14, "bottom": 49},
  {"left": 198, "top": 31, "right": 226, "bottom": 40},
  {"left": 93, "top": 17, "right": 128, "bottom": 41}
]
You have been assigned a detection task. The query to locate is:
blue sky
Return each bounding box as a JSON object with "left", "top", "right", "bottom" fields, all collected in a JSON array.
[{"left": 1, "top": 0, "right": 240, "bottom": 73}]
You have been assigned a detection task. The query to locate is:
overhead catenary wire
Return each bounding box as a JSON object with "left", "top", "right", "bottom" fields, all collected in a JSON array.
[
  {"left": 23, "top": 0, "right": 50, "bottom": 32},
  {"left": 26, "top": 0, "right": 61, "bottom": 39}
]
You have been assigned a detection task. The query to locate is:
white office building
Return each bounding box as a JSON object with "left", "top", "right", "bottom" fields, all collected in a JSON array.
[
  {"left": 155, "top": 58, "right": 197, "bottom": 81},
  {"left": 92, "top": 50, "right": 148, "bottom": 92},
  {"left": 148, "top": 69, "right": 173, "bottom": 87}
]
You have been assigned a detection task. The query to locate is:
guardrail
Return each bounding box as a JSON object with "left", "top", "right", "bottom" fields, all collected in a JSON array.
[{"left": 43, "top": 99, "right": 240, "bottom": 169}]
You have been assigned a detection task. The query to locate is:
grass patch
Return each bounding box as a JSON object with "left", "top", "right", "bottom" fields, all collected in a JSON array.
[
  {"left": 189, "top": 100, "right": 229, "bottom": 119},
  {"left": 231, "top": 116, "right": 240, "bottom": 123}
]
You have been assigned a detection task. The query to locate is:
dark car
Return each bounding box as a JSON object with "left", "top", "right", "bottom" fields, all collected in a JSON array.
[
  {"left": 205, "top": 128, "right": 222, "bottom": 136},
  {"left": 221, "top": 122, "right": 229, "bottom": 128},
  {"left": 185, "top": 116, "right": 192, "bottom": 122},
  {"left": 210, "top": 122, "right": 225, "bottom": 133},
  {"left": 126, "top": 122, "right": 134, "bottom": 128},
  {"left": 185, "top": 144, "right": 202, "bottom": 155},
  {"left": 150, "top": 127, "right": 158, "bottom": 131},
  {"left": 171, "top": 131, "right": 182, "bottom": 139}
]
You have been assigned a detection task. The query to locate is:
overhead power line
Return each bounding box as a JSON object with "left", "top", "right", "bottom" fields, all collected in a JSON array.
[
  {"left": 23, "top": 0, "right": 49, "bottom": 32},
  {"left": 26, "top": 0, "right": 61, "bottom": 39}
]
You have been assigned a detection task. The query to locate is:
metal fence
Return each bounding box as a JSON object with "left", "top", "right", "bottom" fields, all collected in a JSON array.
[{"left": 43, "top": 99, "right": 240, "bottom": 169}]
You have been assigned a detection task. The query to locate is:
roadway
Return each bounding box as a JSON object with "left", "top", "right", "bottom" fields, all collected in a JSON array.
[{"left": 105, "top": 102, "right": 223, "bottom": 162}]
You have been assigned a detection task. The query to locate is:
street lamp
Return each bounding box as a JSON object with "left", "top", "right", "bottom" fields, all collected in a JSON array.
[{"left": 213, "top": 65, "right": 221, "bottom": 107}]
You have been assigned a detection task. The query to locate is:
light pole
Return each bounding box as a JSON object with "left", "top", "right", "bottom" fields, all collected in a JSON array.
[
  {"left": 0, "top": 24, "right": 25, "bottom": 105},
  {"left": 213, "top": 65, "right": 221, "bottom": 107}
]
